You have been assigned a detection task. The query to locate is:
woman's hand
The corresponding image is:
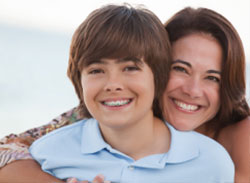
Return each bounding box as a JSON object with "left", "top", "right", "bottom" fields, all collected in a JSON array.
[{"left": 66, "top": 174, "right": 109, "bottom": 183}]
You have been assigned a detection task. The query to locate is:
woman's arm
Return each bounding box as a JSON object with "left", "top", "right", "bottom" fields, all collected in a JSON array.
[
  {"left": 0, "top": 159, "right": 64, "bottom": 183},
  {"left": 0, "top": 160, "right": 105, "bottom": 183},
  {"left": 0, "top": 107, "right": 82, "bottom": 182},
  {"left": 0, "top": 107, "right": 81, "bottom": 168},
  {"left": 0, "top": 107, "right": 106, "bottom": 182}
]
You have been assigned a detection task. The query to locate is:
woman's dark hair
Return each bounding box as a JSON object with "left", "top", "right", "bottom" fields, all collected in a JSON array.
[{"left": 165, "top": 7, "right": 250, "bottom": 136}]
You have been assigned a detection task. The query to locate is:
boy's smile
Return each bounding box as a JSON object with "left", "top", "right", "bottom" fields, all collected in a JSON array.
[
  {"left": 81, "top": 57, "right": 155, "bottom": 131},
  {"left": 101, "top": 98, "right": 133, "bottom": 108},
  {"left": 101, "top": 98, "right": 132, "bottom": 107}
]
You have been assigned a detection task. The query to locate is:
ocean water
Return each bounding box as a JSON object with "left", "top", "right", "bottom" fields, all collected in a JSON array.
[
  {"left": 0, "top": 23, "right": 249, "bottom": 137},
  {"left": 0, "top": 24, "right": 78, "bottom": 136}
]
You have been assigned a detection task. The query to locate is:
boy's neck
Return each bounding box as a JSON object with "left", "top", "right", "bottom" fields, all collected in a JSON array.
[{"left": 99, "top": 117, "right": 170, "bottom": 161}]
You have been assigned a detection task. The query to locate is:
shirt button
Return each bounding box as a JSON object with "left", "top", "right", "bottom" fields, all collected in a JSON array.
[{"left": 128, "top": 165, "right": 134, "bottom": 170}]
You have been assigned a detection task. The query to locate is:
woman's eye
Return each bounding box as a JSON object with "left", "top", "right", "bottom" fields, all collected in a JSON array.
[
  {"left": 172, "top": 66, "right": 188, "bottom": 73},
  {"left": 88, "top": 69, "right": 104, "bottom": 74},
  {"left": 206, "top": 76, "right": 220, "bottom": 83},
  {"left": 124, "top": 66, "right": 140, "bottom": 72}
]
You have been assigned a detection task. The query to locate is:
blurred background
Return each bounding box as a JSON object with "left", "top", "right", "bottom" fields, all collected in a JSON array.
[{"left": 0, "top": 0, "right": 249, "bottom": 137}]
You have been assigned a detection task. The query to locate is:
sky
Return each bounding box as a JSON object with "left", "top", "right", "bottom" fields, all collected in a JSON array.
[
  {"left": 0, "top": 0, "right": 249, "bottom": 137},
  {"left": 0, "top": 0, "right": 249, "bottom": 60}
]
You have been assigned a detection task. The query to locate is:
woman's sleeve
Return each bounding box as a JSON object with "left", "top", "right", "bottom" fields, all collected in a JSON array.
[{"left": 0, "top": 107, "right": 82, "bottom": 168}]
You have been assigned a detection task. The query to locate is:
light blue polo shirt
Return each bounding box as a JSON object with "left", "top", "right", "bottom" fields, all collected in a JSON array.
[{"left": 30, "top": 118, "right": 234, "bottom": 183}]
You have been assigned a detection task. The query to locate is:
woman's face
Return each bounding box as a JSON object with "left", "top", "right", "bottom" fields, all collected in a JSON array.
[{"left": 163, "top": 33, "right": 222, "bottom": 131}]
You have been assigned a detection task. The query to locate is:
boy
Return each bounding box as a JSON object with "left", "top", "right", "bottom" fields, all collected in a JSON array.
[{"left": 30, "top": 4, "right": 234, "bottom": 182}]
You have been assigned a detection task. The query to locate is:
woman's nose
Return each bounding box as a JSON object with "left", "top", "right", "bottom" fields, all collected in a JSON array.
[{"left": 182, "top": 78, "right": 203, "bottom": 98}]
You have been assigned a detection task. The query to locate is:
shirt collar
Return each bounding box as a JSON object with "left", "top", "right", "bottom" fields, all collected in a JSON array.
[
  {"left": 81, "top": 118, "right": 109, "bottom": 154},
  {"left": 162, "top": 122, "right": 200, "bottom": 164},
  {"left": 135, "top": 122, "right": 200, "bottom": 169},
  {"left": 80, "top": 119, "right": 200, "bottom": 165}
]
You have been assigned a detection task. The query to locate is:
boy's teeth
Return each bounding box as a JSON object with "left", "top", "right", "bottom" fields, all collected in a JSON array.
[
  {"left": 174, "top": 100, "right": 198, "bottom": 111},
  {"left": 104, "top": 100, "right": 130, "bottom": 106}
]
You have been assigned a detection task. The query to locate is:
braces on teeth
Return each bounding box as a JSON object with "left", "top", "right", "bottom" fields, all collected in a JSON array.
[{"left": 104, "top": 100, "right": 130, "bottom": 106}]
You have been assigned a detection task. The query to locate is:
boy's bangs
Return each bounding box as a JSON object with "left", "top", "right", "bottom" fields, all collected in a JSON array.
[
  {"left": 90, "top": 29, "right": 149, "bottom": 64},
  {"left": 100, "top": 36, "right": 147, "bottom": 61},
  {"left": 82, "top": 14, "right": 159, "bottom": 66}
]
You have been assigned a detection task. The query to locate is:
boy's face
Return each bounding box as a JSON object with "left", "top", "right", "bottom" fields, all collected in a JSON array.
[{"left": 81, "top": 57, "right": 155, "bottom": 131}]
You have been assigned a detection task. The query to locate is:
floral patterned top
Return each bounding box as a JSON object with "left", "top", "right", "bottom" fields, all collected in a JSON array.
[{"left": 0, "top": 107, "right": 83, "bottom": 168}]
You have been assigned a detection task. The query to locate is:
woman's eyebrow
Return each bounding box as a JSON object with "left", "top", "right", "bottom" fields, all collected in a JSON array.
[
  {"left": 172, "top": 59, "right": 192, "bottom": 68},
  {"left": 173, "top": 60, "right": 221, "bottom": 75},
  {"left": 207, "top": 70, "right": 221, "bottom": 75}
]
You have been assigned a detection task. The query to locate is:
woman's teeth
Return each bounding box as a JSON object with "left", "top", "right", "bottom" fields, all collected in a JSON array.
[
  {"left": 174, "top": 100, "right": 198, "bottom": 111},
  {"left": 103, "top": 99, "right": 131, "bottom": 107}
]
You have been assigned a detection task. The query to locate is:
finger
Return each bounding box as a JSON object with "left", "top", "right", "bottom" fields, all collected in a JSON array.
[
  {"left": 66, "top": 177, "right": 79, "bottom": 183},
  {"left": 66, "top": 177, "right": 89, "bottom": 183},
  {"left": 92, "top": 174, "right": 105, "bottom": 183}
]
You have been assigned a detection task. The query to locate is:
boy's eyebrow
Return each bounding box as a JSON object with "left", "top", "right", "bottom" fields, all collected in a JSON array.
[
  {"left": 117, "top": 57, "right": 143, "bottom": 64},
  {"left": 172, "top": 59, "right": 191, "bottom": 68},
  {"left": 87, "top": 57, "right": 143, "bottom": 66},
  {"left": 89, "top": 60, "right": 106, "bottom": 64},
  {"left": 173, "top": 59, "right": 221, "bottom": 75},
  {"left": 85, "top": 60, "right": 106, "bottom": 67}
]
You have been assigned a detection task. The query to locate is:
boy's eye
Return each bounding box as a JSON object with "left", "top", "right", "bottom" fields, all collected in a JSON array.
[
  {"left": 172, "top": 65, "right": 188, "bottom": 74},
  {"left": 88, "top": 69, "right": 104, "bottom": 74},
  {"left": 124, "top": 66, "right": 140, "bottom": 72},
  {"left": 206, "top": 76, "right": 220, "bottom": 83}
]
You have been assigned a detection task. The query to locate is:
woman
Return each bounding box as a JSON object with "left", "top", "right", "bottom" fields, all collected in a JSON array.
[
  {"left": 163, "top": 7, "right": 250, "bottom": 182},
  {"left": 0, "top": 7, "right": 249, "bottom": 183}
]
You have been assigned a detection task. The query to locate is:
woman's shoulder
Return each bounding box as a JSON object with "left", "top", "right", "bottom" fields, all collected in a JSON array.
[
  {"left": 233, "top": 116, "right": 250, "bottom": 130},
  {"left": 218, "top": 116, "right": 250, "bottom": 180},
  {"left": 218, "top": 116, "right": 250, "bottom": 152},
  {"left": 219, "top": 116, "right": 250, "bottom": 150},
  {"left": 228, "top": 116, "right": 250, "bottom": 155}
]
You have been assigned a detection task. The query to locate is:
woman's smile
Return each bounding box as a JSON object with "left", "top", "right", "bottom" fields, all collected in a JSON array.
[{"left": 172, "top": 98, "right": 200, "bottom": 112}]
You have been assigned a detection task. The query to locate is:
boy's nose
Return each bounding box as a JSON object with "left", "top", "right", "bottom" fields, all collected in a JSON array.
[{"left": 104, "top": 75, "right": 124, "bottom": 92}]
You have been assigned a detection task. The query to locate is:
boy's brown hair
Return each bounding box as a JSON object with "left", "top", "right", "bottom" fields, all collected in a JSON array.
[{"left": 67, "top": 4, "right": 172, "bottom": 118}]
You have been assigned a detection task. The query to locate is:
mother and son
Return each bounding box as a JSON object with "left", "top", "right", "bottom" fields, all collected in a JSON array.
[{"left": 0, "top": 3, "right": 249, "bottom": 183}]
